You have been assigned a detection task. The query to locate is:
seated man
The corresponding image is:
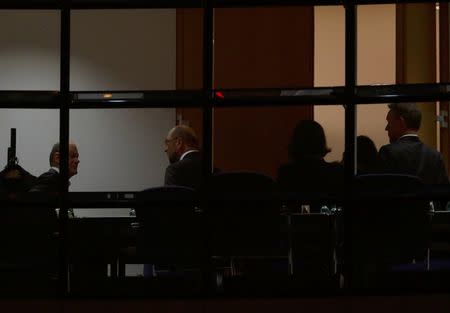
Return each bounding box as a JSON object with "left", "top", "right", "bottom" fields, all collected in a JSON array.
[
  {"left": 30, "top": 142, "right": 80, "bottom": 192},
  {"left": 379, "top": 103, "right": 448, "bottom": 184},
  {"left": 164, "top": 125, "right": 202, "bottom": 190}
]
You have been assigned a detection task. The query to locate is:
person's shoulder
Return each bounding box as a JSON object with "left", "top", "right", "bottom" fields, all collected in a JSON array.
[
  {"left": 29, "top": 169, "right": 59, "bottom": 192},
  {"left": 379, "top": 142, "right": 399, "bottom": 157},
  {"left": 166, "top": 157, "right": 193, "bottom": 172},
  {"left": 38, "top": 169, "right": 59, "bottom": 179},
  {"left": 321, "top": 161, "right": 344, "bottom": 178},
  {"left": 180, "top": 152, "right": 202, "bottom": 166},
  {"left": 35, "top": 169, "right": 59, "bottom": 186},
  {"left": 183, "top": 151, "right": 202, "bottom": 162},
  {"left": 421, "top": 142, "right": 444, "bottom": 159},
  {"left": 185, "top": 151, "right": 201, "bottom": 158},
  {"left": 379, "top": 142, "right": 396, "bottom": 150}
]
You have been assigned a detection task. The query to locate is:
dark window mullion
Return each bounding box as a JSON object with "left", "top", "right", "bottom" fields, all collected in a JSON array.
[
  {"left": 201, "top": 0, "right": 214, "bottom": 294},
  {"left": 343, "top": 0, "right": 357, "bottom": 291},
  {"left": 202, "top": 2, "right": 214, "bottom": 179},
  {"left": 58, "top": 3, "right": 71, "bottom": 297}
]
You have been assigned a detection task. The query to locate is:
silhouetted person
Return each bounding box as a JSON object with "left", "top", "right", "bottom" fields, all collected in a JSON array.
[
  {"left": 30, "top": 143, "right": 80, "bottom": 192},
  {"left": 379, "top": 103, "right": 448, "bottom": 184},
  {"left": 356, "top": 135, "right": 379, "bottom": 174},
  {"left": 0, "top": 165, "right": 36, "bottom": 195},
  {"left": 277, "top": 120, "right": 343, "bottom": 195},
  {"left": 164, "top": 125, "right": 202, "bottom": 190}
]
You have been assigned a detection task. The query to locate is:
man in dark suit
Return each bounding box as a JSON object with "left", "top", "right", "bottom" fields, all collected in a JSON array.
[
  {"left": 164, "top": 125, "right": 202, "bottom": 190},
  {"left": 30, "top": 142, "right": 80, "bottom": 192},
  {"left": 379, "top": 103, "right": 448, "bottom": 184}
]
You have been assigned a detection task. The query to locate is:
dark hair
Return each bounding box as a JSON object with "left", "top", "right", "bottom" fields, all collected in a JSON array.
[
  {"left": 289, "top": 120, "right": 331, "bottom": 161},
  {"left": 388, "top": 102, "right": 421, "bottom": 130},
  {"left": 357, "top": 135, "right": 378, "bottom": 173},
  {"left": 49, "top": 143, "right": 59, "bottom": 166}
]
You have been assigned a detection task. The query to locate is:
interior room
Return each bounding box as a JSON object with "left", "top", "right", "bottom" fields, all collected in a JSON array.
[{"left": 0, "top": 1, "right": 449, "bottom": 311}]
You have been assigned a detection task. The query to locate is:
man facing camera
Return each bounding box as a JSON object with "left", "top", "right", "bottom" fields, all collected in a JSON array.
[
  {"left": 164, "top": 125, "right": 202, "bottom": 190},
  {"left": 30, "top": 143, "right": 80, "bottom": 192},
  {"left": 379, "top": 103, "right": 448, "bottom": 184}
]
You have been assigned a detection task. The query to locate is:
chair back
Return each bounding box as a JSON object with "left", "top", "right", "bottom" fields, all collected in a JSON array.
[
  {"left": 350, "top": 174, "right": 431, "bottom": 263},
  {"left": 135, "top": 186, "right": 204, "bottom": 266},
  {"left": 206, "top": 172, "right": 283, "bottom": 258},
  {"left": 0, "top": 193, "right": 58, "bottom": 295}
]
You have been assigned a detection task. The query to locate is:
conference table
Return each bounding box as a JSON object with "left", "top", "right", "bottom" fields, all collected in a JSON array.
[{"left": 61, "top": 192, "right": 450, "bottom": 283}]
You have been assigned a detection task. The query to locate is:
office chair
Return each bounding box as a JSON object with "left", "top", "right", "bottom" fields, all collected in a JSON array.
[
  {"left": 348, "top": 174, "right": 431, "bottom": 289},
  {"left": 67, "top": 216, "right": 123, "bottom": 295},
  {"left": 206, "top": 172, "right": 288, "bottom": 295},
  {"left": 0, "top": 193, "right": 58, "bottom": 296},
  {"left": 125, "top": 186, "right": 205, "bottom": 296}
]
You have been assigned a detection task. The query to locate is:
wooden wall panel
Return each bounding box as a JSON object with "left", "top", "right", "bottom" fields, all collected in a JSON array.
[
  {"left": 439, "top": 3, "right": 450, "bottom": 173},
  {"left": 176, "top": 9, "right": 204, "bottom": 147},
  {"left": 177, "top": 7, "right": 314, "bottom": 178}
]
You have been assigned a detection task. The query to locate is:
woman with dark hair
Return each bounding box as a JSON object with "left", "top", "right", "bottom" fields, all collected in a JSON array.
[
  {"left": 277, "top": 120, "right": 343, "bottom": 196},
  {"left": 356, "top": 135, "right": 379, "bottom": 174}
]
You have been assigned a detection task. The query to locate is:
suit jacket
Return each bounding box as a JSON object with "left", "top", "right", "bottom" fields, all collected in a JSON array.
[
  {"left": 379, "top": 136, "right": 449, "bottom": 184},
  {"left": 164, "top": 151, "right": 202, "bottom": 190},
  {"left": 29, "top": 168, "right": 60, "bottom": 192}
]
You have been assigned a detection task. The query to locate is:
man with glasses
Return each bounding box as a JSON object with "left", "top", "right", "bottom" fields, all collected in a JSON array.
[{"left": 164, "top": 125, "right": 202, "bottom": 190}]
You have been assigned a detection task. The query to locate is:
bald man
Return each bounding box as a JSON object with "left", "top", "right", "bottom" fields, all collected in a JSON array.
[
  {"left": 164, "top": 125, "right": 202, "bottom": 190},
  {"left": 30, "top": 143, "right": 80, "bottom": 192}
]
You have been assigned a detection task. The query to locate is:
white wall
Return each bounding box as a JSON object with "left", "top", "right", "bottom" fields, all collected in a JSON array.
[
  {"left": 0, "top": 10, "right": 176, "bottom": 195},
  {"left": 314, "top": 5, "right": 396, "bottom": 162},
  {"left": 69, "top": 108, "right": 171, "bottom": 192},
  {"left": 70, "top": 10, "right": 176, "bottom": 91}
]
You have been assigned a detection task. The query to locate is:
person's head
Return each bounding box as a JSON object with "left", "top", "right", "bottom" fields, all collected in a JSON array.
[
  {"left": 49, "top": 143, "right": 80, "bottom": 178},
  {"left": 385, "top": 103, "right": 421, "bottom": 143},
  {"left": 356, "top": 135, "right": 378, "bottom": 173},
  {"left": 164, "top": 125, "right": 199, "bottom": 164},
  {"left": 289, "top": 120, "right": 331, "bottom": 162}
]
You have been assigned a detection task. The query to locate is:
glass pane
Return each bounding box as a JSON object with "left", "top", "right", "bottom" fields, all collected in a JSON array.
[
  {"left": 213, "top": 104, "right": 344, "bottom": 195},
  {"left": 0, "top": 10, "right": 60, "bottom": 91},
  {"left": 394, "top": 2, "right": 437, "bottom": 85},
  {"left": 354, "top": 101, "right": 447, "bottom": 290},
  {"left": 69, "top": 108, "right": 175, "bottom": 193},
  {"left": 71, "top": 9, "right": 177, "bottom": 91},
  {"left": 68, "top": 107, "right": 206, "bottom": 296},
  {"left": 214, "top": 7, "right": 314, "bottom": 89},
  {"left": 356, "top": 4, "right": 396, "bottom": 86},
  {"left": 357, "top": 101, "right": 446, "bottom": 183},
  {"left": 315, "top": 5, "right": 345, "bottom": 87},
  {"left": 212, "top": 104, "right": 343, "bottom": 294}
]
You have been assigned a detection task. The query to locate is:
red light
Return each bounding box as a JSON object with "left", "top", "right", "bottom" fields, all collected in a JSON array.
[{"left": 215, "top": 91, "right": 225, "bottom": 99}]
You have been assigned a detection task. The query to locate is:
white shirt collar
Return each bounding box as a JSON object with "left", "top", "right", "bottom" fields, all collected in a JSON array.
[
  {"left": 399, "top": 134, "right": 419, "bottom": 140},
  {"left": 51, "top": 166, "right": 71, "bottom": 186},
  {"left": 180, "top": 150, "right": 199, "bottom": 161}
]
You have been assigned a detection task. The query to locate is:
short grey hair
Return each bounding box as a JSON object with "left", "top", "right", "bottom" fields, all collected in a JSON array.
[
  {"left": 388, "top": 102, "right": 421, "bottom": 130},
  {"left": 170, "top": 125, "right": 199, "bottom": 148}
]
